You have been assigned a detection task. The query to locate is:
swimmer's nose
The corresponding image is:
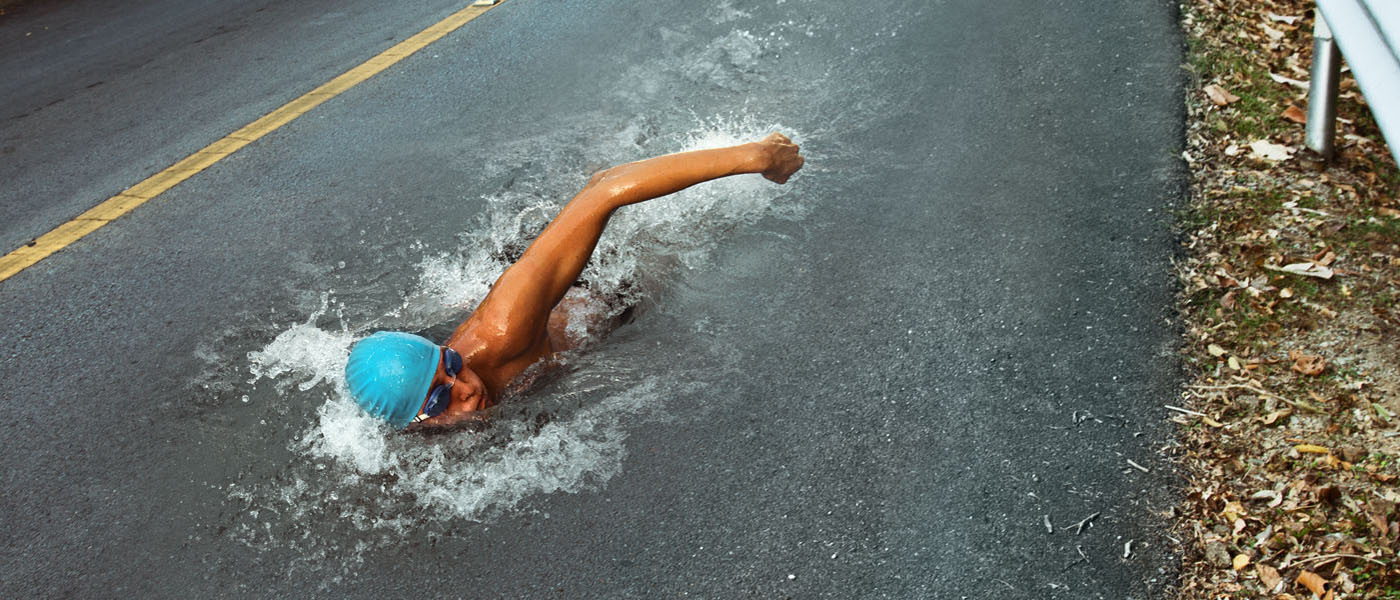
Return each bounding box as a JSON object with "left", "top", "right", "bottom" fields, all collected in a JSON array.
[{"left": 454, "top": 378, "right": 484, "bottom": 410}]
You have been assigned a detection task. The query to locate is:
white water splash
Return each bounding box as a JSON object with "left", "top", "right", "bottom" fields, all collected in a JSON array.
[{"left": 247, "top": 296, "right": 356, "bottom": 394}]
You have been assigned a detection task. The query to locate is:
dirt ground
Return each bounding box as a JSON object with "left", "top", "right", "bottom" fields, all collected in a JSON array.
[{"left": 1174, "top": 0, "right": 1400, "bottom": 598}]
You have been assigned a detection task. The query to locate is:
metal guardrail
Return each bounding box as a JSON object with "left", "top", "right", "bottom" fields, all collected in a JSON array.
[{"left": 1306, "top": 0, "right": 1400, "bottom": 164}]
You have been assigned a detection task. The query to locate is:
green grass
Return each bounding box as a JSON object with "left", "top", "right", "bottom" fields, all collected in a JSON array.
[
  {"left": 1353, "top": 214, "right": 1400, "bottom": 240},
  {"left": 1234, "top": 309, "right": 1273, "bottom": 338},
  {"left": 1370, "top": 288, "right": 1398, "bottom": 312},
  {"left": 1294, "top": 194, "right": 1324, "bottom": 209},
  {"left": 1378, "top": 160, "right": 1400, "bottom": 189},
  {"left": 1290, "top": 278, "right": 1321, "bottom": 298},
  {"left": 1190, "top": 41, "right": 1296, "bottom": 140}
]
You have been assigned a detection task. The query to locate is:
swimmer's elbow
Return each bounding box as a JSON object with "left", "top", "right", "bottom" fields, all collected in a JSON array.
[
  {"left": 573, "top": 179, "right": 635, "bottom": 213},
  {"left": 585, "top": 165, "right": 622, "bottom": 188},
  {"left": 579, "top": 163, "right": 649, "bottom": 208}
]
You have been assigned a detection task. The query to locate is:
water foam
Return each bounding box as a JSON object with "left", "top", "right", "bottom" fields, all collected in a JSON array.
[{"left": 246, "top": 295, "right": 355, "bottom": 394}]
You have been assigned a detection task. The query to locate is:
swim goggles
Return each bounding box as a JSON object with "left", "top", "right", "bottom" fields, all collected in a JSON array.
[{"left": 414, "top": 346, "right": 463, "bottom": 423}]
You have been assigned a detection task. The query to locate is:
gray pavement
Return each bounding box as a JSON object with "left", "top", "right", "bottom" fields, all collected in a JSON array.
[{"left": 0, "top": 0, "right": 1187, "bottom": 598}]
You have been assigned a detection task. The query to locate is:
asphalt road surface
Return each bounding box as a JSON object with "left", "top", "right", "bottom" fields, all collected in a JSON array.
[{"left": 0, "top": 0, "right": 1187, "bottom": 597}]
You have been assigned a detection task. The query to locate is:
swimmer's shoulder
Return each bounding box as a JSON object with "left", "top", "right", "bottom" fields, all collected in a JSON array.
[{"left": 445, "top": 320, "right": 547, "bottom": 391}]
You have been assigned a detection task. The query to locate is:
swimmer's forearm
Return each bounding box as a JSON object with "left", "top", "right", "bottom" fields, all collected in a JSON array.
[{"left": 592, "top": 143, "right": 770, "bottom": 209}]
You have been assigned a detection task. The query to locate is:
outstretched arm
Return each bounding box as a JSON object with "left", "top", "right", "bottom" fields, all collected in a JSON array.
[{"left": 463, "top": 133, "right": 804, "bottom": 360}]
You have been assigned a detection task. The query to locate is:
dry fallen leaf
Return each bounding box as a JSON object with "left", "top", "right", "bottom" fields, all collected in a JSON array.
[
  {"left": 1379, "top": 206, "right": 1400, "bottom": 218},
  {"left": 1260, "top": 408, "right": 1292, "bottom": 425},
  {"left": 1228, "top": 355, "right": 1242, "bottom": 370},
  {"left": 1222, "top": 500, "right": 1248, "bottom": 521},
  {"left": 1316, "top": 484, "right": 1341, "bottom": 504},
  {"left": 1279, "top": 287, "right": 1294, "bottom": 298},
  {"left": 1204, "top": 83, "right": 1240, "bottom": 106},
  {"left": 1250, "top": 140, "right": 1295, "bottom": 161},
  {"left": 1232, "top": 553, "right": 1250, "bottom": 570},
  {"left": 1250, "top": 489, "right": 1280, "bottom": 502},
  {"left": 1365, "top": 499, "right": 1391, "bottom": 533},
  {"left": 1258, "top": 563, "right": 1283, "bottom": 592},
  {"left": 1282, "top": 104, "right": 1307, "bottom": 124},
  {"left": 1290, "top": 350, "right": 1326, "bottom": 375},
  {"left": 1310, "top": 303, "right": 1339, "bottom": 318},
  {"left": 1208, "top": 343, "right": 1226, "bottom": 356},
  {"left": 1267, "top": 262, "right": 1335, "bottom": 279},
  {"left": 1270, "top": 72, "right": 1309, "bottom": 89},
  {"left": 1251, "top": 489, "right": 1286, "bottom": 510},
  {"left": 1297, "top": 570, "right": 1327, "bottom": 597}
]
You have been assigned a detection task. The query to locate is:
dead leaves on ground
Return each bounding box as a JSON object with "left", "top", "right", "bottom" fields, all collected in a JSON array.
[
  {"left": 1282, "top": 104, "right": 1308, "bottom": 124},
  {"left": 1290, "top": 349, "right": 1327, "bottom": 376},
  {"left": 1298, "top": 570, "right": 1329, "bottom": 598},
  {"left": 1251, "top": 140, "right": 1297, "bottom": 162},
  {"left": 1176, "top": 0, "right": 1400, "bottom": 598},
  {"left": 1183, "top": 464, "right": 1398, "bottom": 597},
  {"left": 1204, "top": 83, "right": 1241, "bottom": 106}
]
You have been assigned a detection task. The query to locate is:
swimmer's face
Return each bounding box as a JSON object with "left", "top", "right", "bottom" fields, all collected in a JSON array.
[{"left": 423, "top": 353, "right": 488, "bottom": 418}]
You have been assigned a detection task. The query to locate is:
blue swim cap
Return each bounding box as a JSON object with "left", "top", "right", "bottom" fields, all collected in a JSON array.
[{"left": 344, "top": 331, "right": 442, "bottom": 428}]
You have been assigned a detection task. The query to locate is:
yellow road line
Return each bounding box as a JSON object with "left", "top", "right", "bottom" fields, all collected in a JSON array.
[{"left": 0, "top": 1, "right": 503, "bottom": 282}]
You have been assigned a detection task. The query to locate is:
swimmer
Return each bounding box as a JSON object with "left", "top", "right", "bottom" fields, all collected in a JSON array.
[{"left": 345, "top": 133, "right": 805, "bottom": 430}]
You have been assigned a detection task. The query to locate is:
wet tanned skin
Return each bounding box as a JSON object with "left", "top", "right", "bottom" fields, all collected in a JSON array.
[{"left": 411, "top": 133, "right": 804, "bottom": 430}]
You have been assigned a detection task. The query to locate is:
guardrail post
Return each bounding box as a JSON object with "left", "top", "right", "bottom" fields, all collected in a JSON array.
[{"left": 1305, "top": 12, "right": 1341, "bottom": 161}]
